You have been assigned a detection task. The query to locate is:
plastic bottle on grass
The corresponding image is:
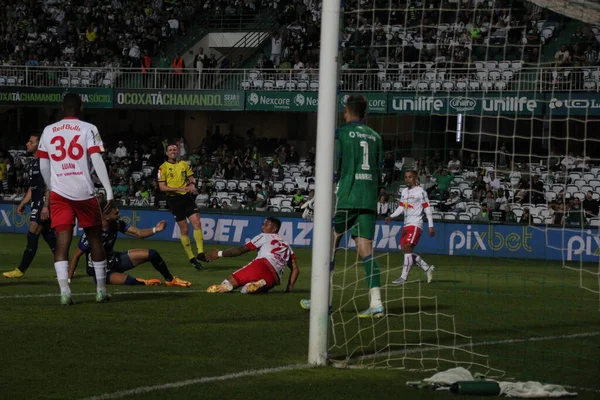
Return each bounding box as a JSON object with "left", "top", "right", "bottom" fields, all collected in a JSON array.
[{"left": 450, "top": 381, "right": 501, "bottom": 396}]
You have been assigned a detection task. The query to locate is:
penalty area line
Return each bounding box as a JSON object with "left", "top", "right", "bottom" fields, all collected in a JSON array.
[
  {"left": 77, "top": 364, "right": 313, "bottom": 400},
  {"left": 78, "top": 331, "right": 600, "bottom": 400},
  {"left": 0, "top": 289, "right": 206, "bottom": 300}
]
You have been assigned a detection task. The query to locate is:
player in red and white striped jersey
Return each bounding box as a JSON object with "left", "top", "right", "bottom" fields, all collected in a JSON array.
[
  {"left": 37, "top": 93, "right": 114, "bottom": 305},
  {"left": 205, "top": 217, "right": 300, "bottom": 294},
  {"left": 386, "top": 170, "right": 436, "bottom": 284}
]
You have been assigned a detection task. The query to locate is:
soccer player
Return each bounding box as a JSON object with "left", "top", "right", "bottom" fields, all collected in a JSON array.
[
  {"left": 158, "top": 143, "right": 206, "bottom": 270},
  {"left": 68, "top": 202, "right": 191, "bottom": 288},
  {"left": 385, "top": 170, "right": 435, "bottom": 284},
  {"left": 205, "top": 217, "right": 299, "bottom": 294},
  {"left": 300, "top": 95, "right": 384, "bottom": 318},
  {"left": 37, "top": 93, "right": 113, "bottom": 305},
  {"left": 3, "top": 135, "right": 57, "bottom": 278}
]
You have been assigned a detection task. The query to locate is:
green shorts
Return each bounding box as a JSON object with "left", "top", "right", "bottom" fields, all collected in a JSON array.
[{"left": 333, "top": 209, "right": 377, "bottom": 240}]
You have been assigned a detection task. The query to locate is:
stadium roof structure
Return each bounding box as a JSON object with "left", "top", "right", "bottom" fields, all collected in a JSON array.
[{"left": 529, "top": 0, "right": 600, "bottom": 24}]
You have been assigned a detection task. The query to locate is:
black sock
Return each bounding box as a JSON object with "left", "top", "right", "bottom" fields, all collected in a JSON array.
[
  {"left": 18, "top": 232, "right": 40, "bottom": 273},
  {"left": 124, "top": 275, "right": 145, "bottom": 286},
  {"left": 149, "top": 249, "right": 173, "bottom": 281},
  {"left": 41, "top": 229, "right": 56, "bottom": 254}
]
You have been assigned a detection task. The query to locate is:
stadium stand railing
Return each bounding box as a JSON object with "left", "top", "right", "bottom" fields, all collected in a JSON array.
[{"left": 2, "top": 65, "right": 600, "bottom": 92}]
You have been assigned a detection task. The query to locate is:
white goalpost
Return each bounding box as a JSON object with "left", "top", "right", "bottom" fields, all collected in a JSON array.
[{"left": 307, "top": 0, "right": 341, "bottom": 365}]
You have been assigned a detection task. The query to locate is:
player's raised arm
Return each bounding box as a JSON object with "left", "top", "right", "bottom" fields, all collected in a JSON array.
[
  {"left": 124, "top": 220, "right": 167, "bottom": 239},
  {"left": 206, "top": 243, "right": 253, "bottom": 261}
]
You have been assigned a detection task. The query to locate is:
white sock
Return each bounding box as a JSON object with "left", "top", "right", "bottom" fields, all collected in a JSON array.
[
  {"left": 401, "top": 253, "right": 414, "bottom": 280},
  {"left": 369, "top": 287, "right": 382, "bottom": 309},
  {"left": 221, "top": 279, "right": 233, "bottom": 291},
  {"left": 55, "top": 261, "right": 71, "bottom": 295},
  {"left": 92, "top": 260, "right": 107, "bottom": 292},
  {"left": 413, "top": 253, "right": 430, "bottom": 271}
]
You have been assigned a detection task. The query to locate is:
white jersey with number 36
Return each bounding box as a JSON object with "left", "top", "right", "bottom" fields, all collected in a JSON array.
[
  {"left": 246, "top": 233, "right": 295, "bottom": 277},
  {"left": 37, "top": 117, "right": 104, "bottom": 201}
]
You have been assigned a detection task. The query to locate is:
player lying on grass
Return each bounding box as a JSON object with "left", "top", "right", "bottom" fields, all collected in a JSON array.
[
  {"left": 205, "top": 217, "right": 299, "bottom": 294},
  {"left": 68, "top": 202, "right": 191, "bottom": 288}
]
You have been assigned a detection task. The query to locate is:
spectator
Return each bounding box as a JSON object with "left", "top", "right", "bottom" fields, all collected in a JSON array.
[
  {"left": 115, "top": 141, "right": 128, "bottom": 158},
  {"left": 270, "top": 32, "right": 283, "bottom": 67},
  {"left": 473, "top": 203, "right": 491, "bottom": 223},
  {"left": 195, "top": 188, "right": 210, "bottom": 208},
  {"left": 484, "top": 172, "right": 502, "bottom": 193},
  {"left": 495, "top": 189, "right": 508, "bottom": 211},
  {"left": 415, "top": 159, "right": 429, "bottom": 183},
  {"left": 504, "top": 204, "right": 519, "bottom": 223},
  {"left": 530, "top": 175, "right": 544, "bottom": 204},
  {"left": 471, "top": 175, "right": 487, "bottom": 202},
  {"left": 208, "top": 197, "right": 221, "bottom": 209},
  {"left": 483, "top": 190, "right": 496, "bottom": 211},
  {"left": 554, "top": 44, "right": 571, "bottom": 66},
  {"left": 287, "top": 145, "right": 300, "bottom": 164},
  {"left": 440, "top": 191, "right": 461, "bottom": 212},
  {"left": 497, "top": 143, "right": 511, "bottom": 168},
  {"left": 584, "top": 45, "right": 598, "bottom": 66},
  {"left": 194, "top": 47, "right": 208, "bottom": 89},
  {"left": 566, "top": 198, "right": 584, "bottom": 226},
  {"left": 583, "top": 191, "right": 599, "bottom": 219},
  {"left": 447, "top": 155, "right": 461, "bottom": 172},
  {"left": 292, "top": 189, "right": 305, "bottom": 211},
  {"left": 421, "top": 175, "right": 435, "bottom": 194},
  {"left": 465, "top": 153, "right": 478, "bottom": 170},
  {"left": 433, "top": 168, "right": 454, "bottom": 196},
  {"left": 520, "top": 208, "right": 533, "bottom": 225},
  {"left": 253, "top": 183, "right": 268, "bottom": 211},
  {"left": 130, "top": 151, "right": 143, "bottom": 172},
  {"left": 377, "top": 195, "right": 389, "bottom": 217},
  {"left": 387, "top": 194, "right": 398, "bottom": 215},
  {"left": 229, "top": 195, "right": 242, "bottom": 211}
]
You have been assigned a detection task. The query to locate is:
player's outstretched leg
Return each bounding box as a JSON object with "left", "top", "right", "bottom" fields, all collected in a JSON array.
[
  {"left": 3, "top": 231, "right": 40, "bottom": 278},
  {"left": 413, "top": 253, "right": 434, "bottom": 283},
  {"left": 127, "top": 249, "right": 191, "bottom": 287}
]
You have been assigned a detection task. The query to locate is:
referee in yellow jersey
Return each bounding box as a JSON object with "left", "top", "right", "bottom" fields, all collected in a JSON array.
[{"left": 158, "top": 143, "right": 206, "bottom": 270}]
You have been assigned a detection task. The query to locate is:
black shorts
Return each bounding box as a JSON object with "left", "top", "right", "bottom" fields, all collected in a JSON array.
[
  {"left": 30, "top": 200, "right": 51, "bottom": 226},
  {"left": 166, "top": 195, "right": 198, "bottom": 222}
]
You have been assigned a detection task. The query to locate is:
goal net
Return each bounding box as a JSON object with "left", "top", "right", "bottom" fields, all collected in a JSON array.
[{"left": 327, "top": 0, "right": 600, "bottom": 392}]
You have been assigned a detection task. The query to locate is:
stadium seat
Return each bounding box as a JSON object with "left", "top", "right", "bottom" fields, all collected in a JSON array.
[
  {"left": 214, "top": 180, "right": 226, "bottom": 191},
  {"left": 443, "top": 213, "right": 457, "bottom": 221},
  {"left": 226, "top": 180, "right": 238, "bottom": 191},
  {"left": 253, "top": 80, "right": 264, "bottom": 89},
  {"left": 432, "top": 212, "right": 442, "bottom": 221},
  {"left": 280, "top": 207, "right": 293, "bottom": 213},
  {"left": 309, "top": 81, "right": 319, "bottom": 91},
  {"left": 275, "top": 80, "right": 286, "bottom": 89},
  {"left": 297, "top": 81, "right": 309, "bottom": 91},
  {"left": 458, "top": 213, "right": 471, "bottom": 221},
  {"left": 283, "top": 182, "right": 296, "bottom": 194}
]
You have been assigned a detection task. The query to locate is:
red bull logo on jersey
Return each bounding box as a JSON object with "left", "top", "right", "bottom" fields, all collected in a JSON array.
[
  {"left": 403, "top": 201, "right": 415, "bottom": 209},
  {"left": 52, "top": 123, "right": 81, "bottom": 133}
]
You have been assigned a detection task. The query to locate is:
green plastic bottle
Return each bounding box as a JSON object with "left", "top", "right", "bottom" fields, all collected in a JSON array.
[{"left": 450, "top": 381, "right": 501, "bottom": 396}]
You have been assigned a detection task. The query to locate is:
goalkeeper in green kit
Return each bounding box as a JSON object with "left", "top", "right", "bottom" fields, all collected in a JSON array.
[{"left": 301, "top": 94, "right": 385, "bottom": 318}]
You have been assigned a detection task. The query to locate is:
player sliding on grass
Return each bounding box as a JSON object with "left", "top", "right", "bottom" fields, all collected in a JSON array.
[
  {"left": 3, "top": 134, "right": 56, "bottom": 279},
  {"left": 68, "top": 202, "right": 191, "bottom": 288},
  {"left": 205, "top": 217, "right": 299, "bottom": 294},
  {"left": 301, "top": 94, "right": 385, "bottom": 318},
  {"left": 385, "top": 170, "right": 435, "bottom": 284}
]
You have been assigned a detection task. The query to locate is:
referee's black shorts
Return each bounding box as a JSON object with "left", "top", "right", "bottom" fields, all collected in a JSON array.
[{"left": 166, "top": 195, "right": 198, "bottom": 222}]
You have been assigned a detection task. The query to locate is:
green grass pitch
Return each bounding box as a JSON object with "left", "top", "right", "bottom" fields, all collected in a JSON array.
[{"left": 0, "top": 232, "right": 598, "bottom": 400}]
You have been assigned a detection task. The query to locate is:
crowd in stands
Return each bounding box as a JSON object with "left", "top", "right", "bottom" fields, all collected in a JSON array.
[
  {"left": 2, "top": 131, "right": 599, "bottom": 227},
  {"left": 0, "top": 126, "right": 317, "bottom": 214}
]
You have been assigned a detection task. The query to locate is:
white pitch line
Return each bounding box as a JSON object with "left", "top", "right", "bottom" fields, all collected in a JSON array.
[
  {"left": 78, "top": 364, "right": 314, "bottom": 400},
  {"left": 0, "top": 289, "right": 206, "bottom": 299},
  {"left": 78, "top": 331, "right": 600, "bottom": 400}
]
